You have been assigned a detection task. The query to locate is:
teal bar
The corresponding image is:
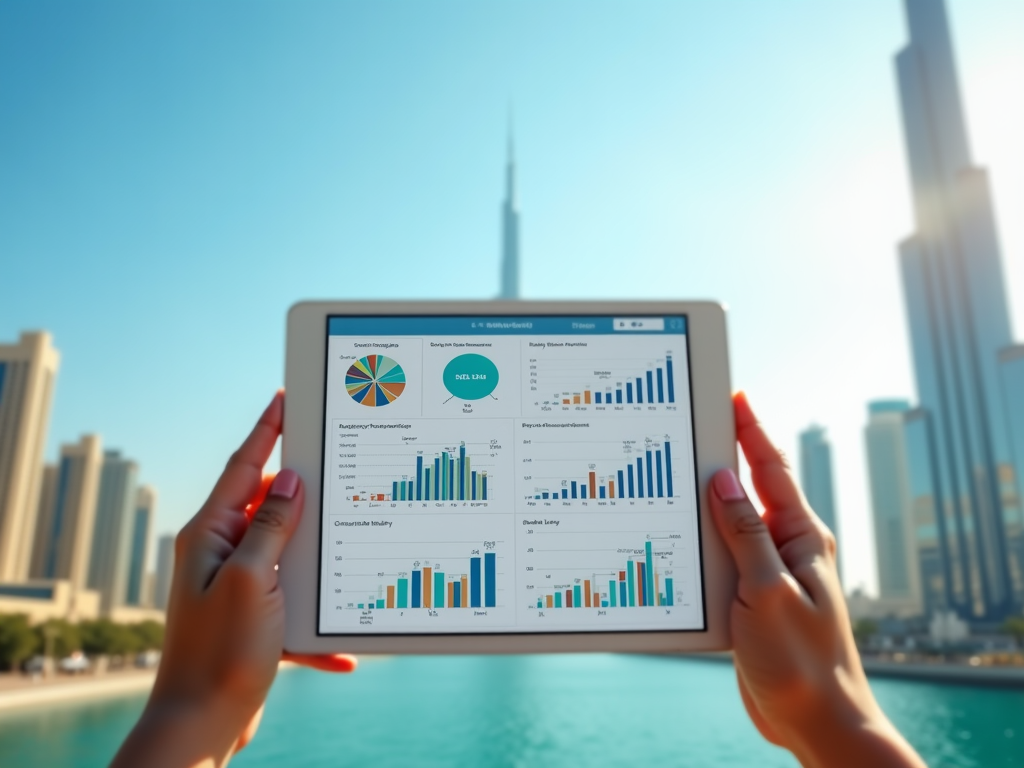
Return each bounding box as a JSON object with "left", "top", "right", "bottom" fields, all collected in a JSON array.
[
  {"left": 376, "top": 599, "right": 385, "bottom": 609},
  {"left": 357, "top": 603, "right": 364, "bottom": 609},
  {"left": 609, "top": 580, "right": 617, "bottom": 607},
  {"left": 601, "top": 601, "right": 608, "bottom": 607},
  {"left": 441, "top": 452, "right": 449, "bottom": 499},
  {"left": 397, "top": 578, "right": 409, "bottom": 609},
  {"left": 645, "top": 541, "right": 654, "bottom": 606},
  {"left": 573, "top": 585, "right": 582, "bottom": 608},
  {"left": 666, "top": 578, "right": 674, "bottom": 606},
  {"left": 627, "top": 564, "right": 636, "bottom": 607},
  {"left": 399, "top": 482, "right": 406, "bottom": 501},
  {"left": 434, "top": 571, "right": 445, "bottom": 608},
  {"left": 554, "top": 592, "right": 562, "bottom": 608}
]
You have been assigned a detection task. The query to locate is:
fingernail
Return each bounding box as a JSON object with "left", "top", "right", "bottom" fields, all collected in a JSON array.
[
  {"left": 269, "top": 469, "right": 300, "bottom": 500},
  {"left": 713, "top": 469, "right": 746, "bottom": 502}
]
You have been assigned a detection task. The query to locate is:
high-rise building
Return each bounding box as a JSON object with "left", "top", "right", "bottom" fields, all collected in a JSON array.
[
  {"left": 154, "top": 533, "right": 175, "bottom": 611},
  {"left": 0, "top": 332, "right": 60, "bottom": 581},
  {"left": 1000, "top": 346, "right": 1024, "bottom": 543},
  {"left": 864, "top": 401, "right": 923, "bottom": 615},
  {"left": 498, "top": 126, "right": 520, "bottom": 300},
  {"left": 29, "top": 435, "right": 103, "bottom": 592},
  {"left": 895, "top": 0, "right": 1022, "bottom": 618},
  {"left": 798, "top": 425, "right": 841, "bottom": 577},
  {"left": 87, "top": 450, "right": 138, "bottom": 613},
  {"left": 126, "top": 485, "right": 156, "bottom": 606}
]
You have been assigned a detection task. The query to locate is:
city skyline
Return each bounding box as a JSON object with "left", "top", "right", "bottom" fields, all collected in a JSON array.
[{"left": 1, "top": 1, "right": 1022, "bottom": 596}]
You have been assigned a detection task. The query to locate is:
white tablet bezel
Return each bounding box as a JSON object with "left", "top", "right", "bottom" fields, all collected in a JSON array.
[{"left": 280, "top": 300, "right": 736, "bottom": 654}]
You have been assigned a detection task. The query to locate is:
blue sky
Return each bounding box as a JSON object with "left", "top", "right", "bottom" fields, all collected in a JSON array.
[{"left": 2, "top": 0, "right": 1022, "bottom": 592}]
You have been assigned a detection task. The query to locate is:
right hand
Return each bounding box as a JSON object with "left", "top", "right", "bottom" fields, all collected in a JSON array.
[{"left": 709, "top": 392, "right": 926, "bottom": 768}]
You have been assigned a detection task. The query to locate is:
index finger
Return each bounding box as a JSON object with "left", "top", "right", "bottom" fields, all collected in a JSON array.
[
  {"left": 207, "top": 390, "right": 284, "bottom": 512},
  {"left": 734, "top": 392, "right": 821, "bottom": 545}
]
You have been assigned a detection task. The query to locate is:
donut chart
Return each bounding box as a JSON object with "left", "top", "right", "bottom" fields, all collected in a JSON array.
[{"left": 345, "top": 355, "right": 406, "bottom": 406}]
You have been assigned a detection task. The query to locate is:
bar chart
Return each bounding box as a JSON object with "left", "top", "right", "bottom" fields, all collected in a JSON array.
[
  {"left": 517, "top": 514, "right": 696, "bottom": 629},
  {"left": 517, "top": 422, "right": 688, "bottom": 507},
  {"left": 324, "top": 513, "right": 515, "bottom": 631},
  {"left": 330, "top": 418, "right": 513, "bottom": 512},
  {"left": 532, "top": 541, "right": 675, "bottom": 609},
  {"left": 352, "top": 547, "right": 498, "bottom": 610},
  {"left": 523, "top": 337, "right": 684, "bottom": 415}
]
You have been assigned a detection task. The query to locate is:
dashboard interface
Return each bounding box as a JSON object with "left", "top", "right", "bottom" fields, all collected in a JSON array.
[{"left": 318, "top": 315, "right": 705, "bottom": 634}]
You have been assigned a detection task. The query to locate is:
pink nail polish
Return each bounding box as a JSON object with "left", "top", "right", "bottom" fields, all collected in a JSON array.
[
  {"left": 269, "top": 469, "right": 300, "bottom": 499},
  {"left": 713, "top": 469, "right": 746, "bottom": 502}
]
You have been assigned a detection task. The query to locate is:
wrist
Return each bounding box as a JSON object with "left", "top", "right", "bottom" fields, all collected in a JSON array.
[{"left": 112, "top": 695, "right": 253, "bottom": 768}]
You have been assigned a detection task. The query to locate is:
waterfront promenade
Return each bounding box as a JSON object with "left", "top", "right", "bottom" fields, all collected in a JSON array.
[{"left": 0, "top": 669, "right": 155, "bottom": 713}]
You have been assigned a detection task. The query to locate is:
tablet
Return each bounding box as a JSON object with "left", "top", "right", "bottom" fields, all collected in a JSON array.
[{"left": 280, "top": 301, "right": 736, "bottom": 654}]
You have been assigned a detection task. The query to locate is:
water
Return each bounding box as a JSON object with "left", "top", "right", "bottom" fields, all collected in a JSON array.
[{"left": 1, "top": 656, "right": 1021, "bottom": 767}]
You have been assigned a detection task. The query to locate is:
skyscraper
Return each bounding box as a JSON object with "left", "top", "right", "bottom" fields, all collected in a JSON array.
[
  {"left": 87, "top": 450, "right": 138, "bottom": 613},
  {"left": 154, "top": 533, "right": 175, "bottom": 611},
  {"left": 499, "top": 125, "right": 520, "bottom": 300},
  {"left": 29, "top": 435, "right": 103, "bottom": 592},
  {"left": 798, "top": 425, "right": 841, "bottom": 577},
  {"left": 0, "top": 331, "right": 60, "bottom": 582},
  {"left": 1001, "top": 346, "right": 1024, "bottom": 538},
  {"left": 895, "top": 0, "right": 1022, "bottom": 618},
  {"left": 864, "top": 401, "right": 923, "bottom": 615},
  {"left": 126, "top": 485, "right": 156, "bottom": 606}
]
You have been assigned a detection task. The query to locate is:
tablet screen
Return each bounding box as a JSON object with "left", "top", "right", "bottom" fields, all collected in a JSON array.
[{"left": 318, "top": 315, "right": 705, "bottom": 635}]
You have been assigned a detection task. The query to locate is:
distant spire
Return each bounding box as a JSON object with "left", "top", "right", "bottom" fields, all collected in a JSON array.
[{"left": 499, "top": 111, "right": 520, "bottom": 300}]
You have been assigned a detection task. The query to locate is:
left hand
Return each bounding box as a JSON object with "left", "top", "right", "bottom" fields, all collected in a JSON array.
[{"left": 111, "top": 390, "right": 356, "bottom": 768}]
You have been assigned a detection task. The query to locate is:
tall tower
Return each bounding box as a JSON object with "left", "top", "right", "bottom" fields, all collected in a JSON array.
[
  {"left": 799, "top": 425, "right": 841, "bottom": 581},
  {"left": 0, "top": 332, "right": 60, "bottom": 582},
  {"left": 126, "top": 485, "right": 156, "bottom": 606},
  {"left": 29, "top": 434, "right": 103, "bottom": 592},
  {"left": 87, "top": 450, "right": 138, "bottom": 613},
  {"left": 864, "top": 401, "right": 924, "bottom": 615},
  {"left": 895, "top": 0, "right": 1022, "bottom": 617},
  {"left": 154, "top": 533, "right": 175, "bottom": 611},
  {"left": 499, "top": 123, "right": 520, "bottom": 299}
]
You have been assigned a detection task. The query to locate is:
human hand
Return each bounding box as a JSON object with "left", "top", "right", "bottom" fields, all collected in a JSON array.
[
  {"left": 710, "top": 392, "right": 925, "bottom": 768},
  {"left": 112, "top": 391, "right": 356, "bottom": 768}
]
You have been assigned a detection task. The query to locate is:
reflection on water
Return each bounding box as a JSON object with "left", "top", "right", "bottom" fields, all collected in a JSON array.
[{"left": 0, "top": 656, "right": 1021, "bottom": 767}]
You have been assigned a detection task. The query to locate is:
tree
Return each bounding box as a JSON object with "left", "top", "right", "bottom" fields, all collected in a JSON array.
[
  {"left": 0, "top": 614, "right": 41, "bottom": 670},
  {"left": 35, "top": 618, "right": 81, "bottom": 659},
  {"left": 853, "top": 618, "right": 879, "bottom": 647},
  {"left": 129, "top": 621, "right": 164, "bottom": 651},
  {"left": 1002, "top": 616, "right": 1024, "bottom": 646},
  {"left": 79, "top": 619, "right": 138, "bottom": 656}
]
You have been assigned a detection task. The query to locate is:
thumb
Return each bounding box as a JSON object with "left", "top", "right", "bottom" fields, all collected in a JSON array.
[
  {"left": 226, "top": 469, "right": 304, "bottom": 586},
  {"left": 710, "top": 468, "right": 787, "bottom": 594}
]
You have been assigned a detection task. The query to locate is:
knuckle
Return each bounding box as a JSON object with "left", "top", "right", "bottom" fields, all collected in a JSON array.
[
  {"left": 218, "top": 560, "right": 262, "bottom": 594},
  {"left": 730, "top": 509, "right": 768, "bottom": 538},
  {"left": 249, "top": 502, "right": 290, "bottom": 531}
]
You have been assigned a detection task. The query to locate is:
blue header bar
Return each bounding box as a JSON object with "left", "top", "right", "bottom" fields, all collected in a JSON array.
[{"left": 328, "top": 315, "right": 687, "bottom": 336}]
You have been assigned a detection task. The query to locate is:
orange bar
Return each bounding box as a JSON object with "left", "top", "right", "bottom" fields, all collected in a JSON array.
[
  {"left": 546, "top": 595, "right": 553, "bottom": 608},
  {"left": 609, "top": 480, "right": 615, "bottom": 499},
  {"left": 423, "top": 567, "right": 432, "bottom": 608},
  {"left": 562, "top": 398, "right": 570, "bottom": 404},
  {"left": 386, "top": 585, "right": 395, "bottom": 609},
  {"left": 566, "top": 589, "right": 573, "bottom": 608},
  {"left": 448, "top": 581, "right": 455, "bottom": 609},
  {"left": 461, "top": 576, "right": 469, "bottom": 607},
  {"left": 619, "top": 571, "right": 626, "bottom": 581},
  {"left": 584, "top": 580, "right": 592, "bottom": 607},
  {"left": 584, "top": 390, "right": 591, "bottom": 404},
  {"left": 352, "top": 495, "right": 361, "bottom": 501},
  {"left": 573, "top": 394, "right": 581, "bottom": 404},
  {"left": 589, "top": 472, "right": 597, "bottom": 499}
]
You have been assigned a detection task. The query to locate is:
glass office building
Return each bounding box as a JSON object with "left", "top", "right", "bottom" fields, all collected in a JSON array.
[
  {"left": 799, "top": 426, "right": 840, "bottom": 578},
  {"left": 895, "top": 0, "right": 1022, "bottom": 618}
]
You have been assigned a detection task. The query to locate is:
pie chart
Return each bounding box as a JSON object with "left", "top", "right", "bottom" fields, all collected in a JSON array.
[{"left": 345, "top": 355, "right": 406, "bottom": 406}]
